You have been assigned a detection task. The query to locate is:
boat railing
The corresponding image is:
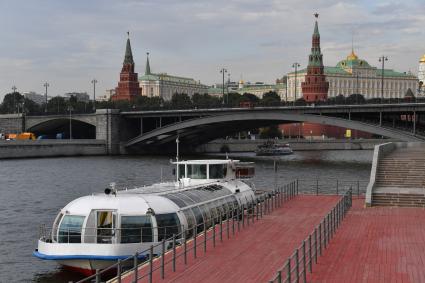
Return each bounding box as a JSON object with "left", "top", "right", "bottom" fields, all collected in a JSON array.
[{"left": 73, "top": 180, "right": 299, "bottom": 283}]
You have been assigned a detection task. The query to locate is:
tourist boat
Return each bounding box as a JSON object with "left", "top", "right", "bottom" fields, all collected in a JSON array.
[
  {"left": 256, "top": 141, "right": 293, "bottom": 156},
  {"left": 33, "top": 159, "right": 256, "bottom": 275}
]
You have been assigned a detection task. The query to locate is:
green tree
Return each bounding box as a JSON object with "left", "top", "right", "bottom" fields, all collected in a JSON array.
[
  {"left": 347, "top": 93, "right": 366, "bottom": 104},
  {"left": 241, "top": 93, "right": 260, "bottom": 103},
  {"left": 170, "top": 93, "right": 192, "bottom": 109},
  {"left": 259, "top": 125, "right": 282, "bottom": 139},
  {"left": 226, "top": 92, "right": 243, "bottom": 107},
  {"left": 294, "top": 98, "right": 307, "bottom": 106},
  {"left": 47, "top": 96, "right": 68, "bottom": 113},
  {"left": 1, "top": 92, "right": 22, "bottom": 113},
  {"left": 261, "top": 91, "right": 281, "bottom": 106}
]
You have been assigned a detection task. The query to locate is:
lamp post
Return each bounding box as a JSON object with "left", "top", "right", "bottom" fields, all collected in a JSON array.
[
  {"left": 379, "top": 56, "right": 388, "bottom": 103},
  {"left": 285, "top": 76, "right": 288, "bottom": 104},
  {"left": 43, "top": 82, "right": 49, "bottom": 113},
  {"left": 220, "top": 68, "right": 227, "bottom": 106},
  {"left": 91, "top": 79, "right": 97, "bottom": 112},
  {"left": 292, "top": 63, "right": 300, "bottom": 105},
  {"left": 227, "top": 73, "right": 231, "bottom": 105},
  {"left": 67, "top": 105, "right": 73, "bottom": 139},
  {"left": 11, "top": 86, "right": 17, "bottom": 114}
]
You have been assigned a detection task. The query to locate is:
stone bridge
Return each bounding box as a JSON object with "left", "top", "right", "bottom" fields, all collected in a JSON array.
[{"left": 0, "top": 103, "right": 424, "bottom": 154}]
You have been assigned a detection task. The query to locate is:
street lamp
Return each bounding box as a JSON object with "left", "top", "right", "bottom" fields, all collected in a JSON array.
[
  {"left": 220, "top": 68, "right": 227, "bottom": 106},
  {"left": 43, "top": 82, "right": 50, "bottom": 113},
  {"left": 292, "top": 63, "right": 300, "bottom": 105},
  {"left": 67, "top": 105, "right": 73, "bottom": 139},
  {"left": 91, "top": 79, "right": 97, "bottom": 112},
  {"left": 379, "top": 56, "right": 388, "bottom": 103},
  {"left": 11, "top": 86, "right": 17, "bottom": 114},
  {"left": 227, "top": 73, "right": 231, "bottom": 105}
]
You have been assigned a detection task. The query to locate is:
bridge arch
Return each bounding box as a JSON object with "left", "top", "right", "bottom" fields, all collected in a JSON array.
[
  {"left": 126, "top": 112, "right": 423, "bottom": 149},
  {"left": 27, "top": 118, "right": 96, "bottom": 139}
]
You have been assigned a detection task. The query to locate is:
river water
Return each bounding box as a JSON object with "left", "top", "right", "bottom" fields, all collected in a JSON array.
[{"left": 0, "top": 150, "right": 372, "bottom": 283}]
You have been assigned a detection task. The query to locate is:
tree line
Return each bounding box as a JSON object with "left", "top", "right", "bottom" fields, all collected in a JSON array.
[{"left": 1, "top": 90, "right": 423, "bottom": 115}]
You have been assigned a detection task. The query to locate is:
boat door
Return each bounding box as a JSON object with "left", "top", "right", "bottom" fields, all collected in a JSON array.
[{"left": 96, "top": 210, "right": 117, "bottom": 244}]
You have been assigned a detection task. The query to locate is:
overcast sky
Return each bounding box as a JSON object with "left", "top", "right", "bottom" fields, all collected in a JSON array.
[{"left": 0, "top": 0, "right": 424, "bottom": 99}]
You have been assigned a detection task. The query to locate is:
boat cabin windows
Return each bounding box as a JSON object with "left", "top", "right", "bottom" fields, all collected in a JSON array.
[
  {"left": 209, "top": 164, "right": 227, "bottom": 179},
  {"left": 178, "top": 164, "right": 186, "bottom": 179},
  {"left": 155, "top": 213, "right": 181, "bottom": 241},
  {"left": 187, "top": 164, "right": 207, "bottom": 179},
  {"left": 58, "top": 215, "right": 85, "bottom": 243},
  {"left": 121, "top": 216, "right": 152, "bottom": 243},
  {"left": 97, "top": 211, "right": 116, "bottom": 244}
]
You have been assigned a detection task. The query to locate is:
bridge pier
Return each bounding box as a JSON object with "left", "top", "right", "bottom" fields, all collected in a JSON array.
[{"left": 96, "top": 109, "right": 121, "bottom": 155}]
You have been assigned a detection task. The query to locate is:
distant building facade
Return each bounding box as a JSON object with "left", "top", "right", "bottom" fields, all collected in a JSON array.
[
  {"left": 208, "top": 80, "right": 287, "bottom": 100},
  {"left": 287, "top": 52, "right": 418, "bottom": 101},
  {"left": 64, "top": 92, "right": 90, "bottom": 103},
  {"left": 23, "top": 91, "right": 48, "bottom": 105},
  {"left": 139, "top": 54, "right": 208, "bottom": 101},
  {"left": 96, "top": 89, "right": 115, "bottom": 102},
  {"left": 112, "top": 35, "right": 141, "bottom": 101}
]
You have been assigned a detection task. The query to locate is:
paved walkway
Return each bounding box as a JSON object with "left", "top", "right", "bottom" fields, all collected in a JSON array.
[
  {"left": 308, "top": 198, "right": 425, "bottom": 283},
  {"left": 120, "top": 195, "right": 340, "bottom": 283}
]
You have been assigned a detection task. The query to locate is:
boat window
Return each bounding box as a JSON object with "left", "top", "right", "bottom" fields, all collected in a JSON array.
[
  {"left": 156, "top": 213, "right": 181, "bottom": 241},
  {"left": 175, "top": 192, "right": 196, "bottom": 205},
  {"left": 183, "top": 209, "right": 195, "bottom": 238},
  {"left": 199, "top": 204, "right": 212, "bottom": 229},
  {"left": 53, "top": 212, "right": 63, "bottom": 242},
  {"left": 97, "top": 211, "right": 116, "bottom": 244},
  {"left": 164, "top": 194, "right": 187, "bottom": 208},
  {"left": 121, "top": 216, "right": 152, "bottom": 243},
  {"left": 209, "top": 164, "right": 227, "bottom": 179},
  {"left": 178, "top": 164, "right": 185, "bottom": 179},
  {"left": 58, "top": 215, "right": 85, "bottom": 243},
  {"left": 191, "top": 206, "right": 204, "bottom": 233},
  {"left": 187, "top": 164, "right": 207, "bottom": 179}
]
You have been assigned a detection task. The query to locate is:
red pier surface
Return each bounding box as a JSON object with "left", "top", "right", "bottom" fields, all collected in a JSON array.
[
  {"left": 120, "top": 195, "right": 340, "bottom": 283},
  {"left": 308, "top": 198, "right": 425, "bottom": 283}
]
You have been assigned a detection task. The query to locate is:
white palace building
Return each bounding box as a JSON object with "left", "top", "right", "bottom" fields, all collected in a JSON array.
[
  {"left": 139, "top": 54, "right": 208, "bottom": 101},
  {"left": 286, "top": 50, "right": 419, "bottom": 101}
]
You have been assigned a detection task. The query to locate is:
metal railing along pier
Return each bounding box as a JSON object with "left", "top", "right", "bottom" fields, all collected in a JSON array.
[
  {"left": 268, "top": 188, "right": 353, "bottom": 283},
  {"left": 74, "top": 180, "right": 299, "bottom": 283}
]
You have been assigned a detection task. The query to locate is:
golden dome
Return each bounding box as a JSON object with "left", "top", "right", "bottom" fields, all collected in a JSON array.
[
  {"left": 239, "top": 80, "right": 244, "bottom": 84},
  {"left": 420, "top": 54, "right": 425, "bottom": 63},
  {"left": 347, "top": 50, "right": 358, "bottom": 61}
]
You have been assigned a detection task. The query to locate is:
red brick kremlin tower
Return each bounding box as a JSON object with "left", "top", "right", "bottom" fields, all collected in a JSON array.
[
  {"left": 112, "top": 33, "right": 141, "bottom": 101},
  {"left": 301, "top": 14, "right": 329, "bottom": 103}
]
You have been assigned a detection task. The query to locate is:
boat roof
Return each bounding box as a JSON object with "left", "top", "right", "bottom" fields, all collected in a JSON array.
[{"left": 172, "top": 159, "right": 239, "bottom": 165}]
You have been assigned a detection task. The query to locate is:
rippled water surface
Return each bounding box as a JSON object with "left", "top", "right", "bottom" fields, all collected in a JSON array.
[{"left": 0, "top": 150, "right": 372, "bottom": 283}]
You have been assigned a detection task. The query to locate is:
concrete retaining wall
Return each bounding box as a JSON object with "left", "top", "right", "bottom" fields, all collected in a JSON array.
[
  {"left": 0, "top": 140, "right": 106, "bottom": 159},
  {"left": 365, "top": 141, "right": 424, "bottom": 206},
  {"left": 196, "top": 139, "right": 394, "bottom": 153}
]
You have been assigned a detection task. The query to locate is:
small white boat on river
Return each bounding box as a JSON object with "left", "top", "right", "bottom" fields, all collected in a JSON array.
[{"left": 34, "top": 159, "right": 256, "bottom": 275}]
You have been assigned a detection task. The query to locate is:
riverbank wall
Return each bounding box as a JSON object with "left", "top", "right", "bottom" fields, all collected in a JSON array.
[
  {"left": 0, "top": 140, "right": 106, "bottom": 159},
  {"left": 196, "top": 138, "right": 394, "bottom": 153}
]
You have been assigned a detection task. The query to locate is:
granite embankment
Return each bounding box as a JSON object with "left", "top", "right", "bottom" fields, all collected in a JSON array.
[
  {"left": 196, "top": 138, "right": 394, "bottom": 153},
  {"left": 0, "top": 140, "right": 106, "bottom": 159}
]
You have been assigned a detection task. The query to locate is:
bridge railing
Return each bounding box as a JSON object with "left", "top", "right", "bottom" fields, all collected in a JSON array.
[{"left": 268, "top": 188, "right": 353, "bottom": 283}]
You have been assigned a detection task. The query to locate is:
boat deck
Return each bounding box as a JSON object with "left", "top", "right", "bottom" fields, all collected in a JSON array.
[{"left": 120, "top": 195, "right": 340, "bottom": 283}]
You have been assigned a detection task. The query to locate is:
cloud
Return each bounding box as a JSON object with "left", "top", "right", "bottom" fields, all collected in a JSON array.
[{"left": 0, "top": 0, "right": 424, "bottom": 99}]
